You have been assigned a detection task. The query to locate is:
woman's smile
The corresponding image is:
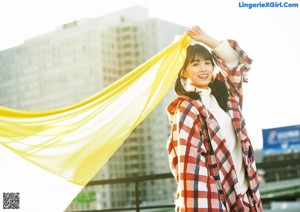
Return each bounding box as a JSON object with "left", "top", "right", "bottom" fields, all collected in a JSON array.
[{"left": 197, "top": 73, "right": 209, "bottom": 79}]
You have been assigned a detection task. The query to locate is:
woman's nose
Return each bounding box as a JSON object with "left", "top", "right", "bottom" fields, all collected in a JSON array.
[{"left": 198, "top": 65, "right": 206, "bottom": 71}]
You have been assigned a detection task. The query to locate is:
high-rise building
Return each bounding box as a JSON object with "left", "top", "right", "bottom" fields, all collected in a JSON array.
[{"left": 0, "top": 6, "right": 186, "bottom": 211}]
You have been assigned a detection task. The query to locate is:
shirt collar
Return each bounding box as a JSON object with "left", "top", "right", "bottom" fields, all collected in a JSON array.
[{"left": 185, "top": 84, "right": 211, "bottom": 97}]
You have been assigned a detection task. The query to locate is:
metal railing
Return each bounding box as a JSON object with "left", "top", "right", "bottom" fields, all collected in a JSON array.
[
  {"left": 68, "top": 158, "right": 300, "bottom": 212},
  {"left": 69, "top": 173, "right": 175, "bottom": 212}
]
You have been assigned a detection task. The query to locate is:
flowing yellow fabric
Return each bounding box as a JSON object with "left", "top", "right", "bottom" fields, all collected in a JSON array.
[{"left": 0, "top": 34, "right": 191, "bottom": 186}]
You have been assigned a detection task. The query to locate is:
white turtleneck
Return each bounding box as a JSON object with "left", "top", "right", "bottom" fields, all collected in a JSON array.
[{"left": 185, "top": 84, "right": 249, "bottom": 195}]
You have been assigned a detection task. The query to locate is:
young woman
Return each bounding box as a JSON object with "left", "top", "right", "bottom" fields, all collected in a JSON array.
[{"left": 166, "top": 25, "right": 262, "bottom": 211}]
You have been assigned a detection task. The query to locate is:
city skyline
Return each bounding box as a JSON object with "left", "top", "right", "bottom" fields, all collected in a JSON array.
[
  {"left": 1, "top": 1, "right": 300, "bottom": 148},
  {"left": 0, "top": 6, "right": 186, "bottom": 210},
  {"left": 1, "top": 2, "right": 300, "bottom": 211}
]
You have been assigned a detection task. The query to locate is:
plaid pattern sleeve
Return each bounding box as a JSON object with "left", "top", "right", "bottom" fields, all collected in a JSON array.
[
  {"left": 212, "top": 39, "right": 253, "bottom": 109},
  {"left": 167, "top": 98, "right": 227, "bottom": 212},
  {"left": 212, "top": 40, "right": 263, "bottom": 211}
]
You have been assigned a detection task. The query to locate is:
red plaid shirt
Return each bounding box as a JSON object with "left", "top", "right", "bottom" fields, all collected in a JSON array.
[{"left": 166, "top": 40, "right": 262, "bottom": 211}]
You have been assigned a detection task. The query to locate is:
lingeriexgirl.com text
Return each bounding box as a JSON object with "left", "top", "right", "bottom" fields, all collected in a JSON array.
[{"left": 239, "top": 1, "right": 299, "bottom": 9}]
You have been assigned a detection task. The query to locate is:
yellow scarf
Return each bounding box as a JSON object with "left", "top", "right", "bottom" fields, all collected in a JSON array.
[{"left": 0, "top": 34, "right": 191, "bottom": 186}]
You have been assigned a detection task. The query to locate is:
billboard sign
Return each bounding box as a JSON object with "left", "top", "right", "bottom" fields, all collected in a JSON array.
[{"left": 262, "top": 125, "right": 300, "bottom": 154}]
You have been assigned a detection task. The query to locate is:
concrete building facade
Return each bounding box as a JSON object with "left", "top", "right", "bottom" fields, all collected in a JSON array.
[{"left": 0, "top": 6, "right": 186, "bottom": 211}]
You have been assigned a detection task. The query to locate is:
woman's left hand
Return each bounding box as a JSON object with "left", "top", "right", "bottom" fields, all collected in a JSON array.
[
  {"left": 186, "top": 25, "right": 208, "bottom": 43},
  {"left": 186, "top": 25, "right": 220, "bottom": 49}
]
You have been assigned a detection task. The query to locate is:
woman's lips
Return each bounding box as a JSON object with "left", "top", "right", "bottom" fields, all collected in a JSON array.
[{"left": 197, "top": 74, "right": 209, "bottom": 79}]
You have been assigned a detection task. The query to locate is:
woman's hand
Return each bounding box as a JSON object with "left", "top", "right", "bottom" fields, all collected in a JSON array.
[
  {"left": 186, "top": 25, "right": 220, "bottom": 49},
  {"left": 186, "top": 25, "right": 208, "bottom": 43}
]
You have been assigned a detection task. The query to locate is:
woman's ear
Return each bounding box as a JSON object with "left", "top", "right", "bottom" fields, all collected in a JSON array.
[{"left": 181, "top": 69, "right": 187, "bottom": 78}]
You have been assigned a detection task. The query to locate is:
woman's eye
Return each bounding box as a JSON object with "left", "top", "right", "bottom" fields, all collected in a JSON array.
[
  {"left": 205, "top": 61, "right": 211, "bottom": 65},
  {"left": 193, "top": 63, "right": 199, "bottom": 66}
]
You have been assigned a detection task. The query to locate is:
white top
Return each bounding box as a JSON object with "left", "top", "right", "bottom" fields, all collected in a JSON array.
[
  {"left": 186, "top": 85, "right": 249, "bottom": 195},
  {"left": 184, "top": 40, "right": 249, "bottom": 194},
  {"left": 213, "top": 40, "right": 240, "bottom": 68}
]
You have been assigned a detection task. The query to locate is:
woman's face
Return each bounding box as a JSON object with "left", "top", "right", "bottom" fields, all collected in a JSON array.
[{"left": 182, "top": 57, "right": 214, "bottom": 89}]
